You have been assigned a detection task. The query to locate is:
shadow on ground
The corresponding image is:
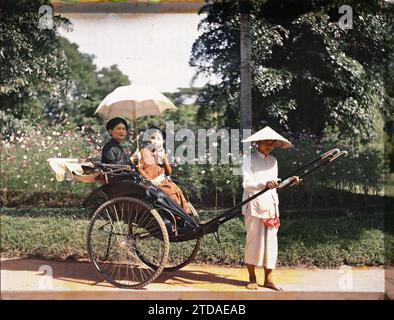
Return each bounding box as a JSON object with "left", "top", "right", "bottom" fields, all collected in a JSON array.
[{"left": 0, "top": 258, "right": 248, "bottom": 289}]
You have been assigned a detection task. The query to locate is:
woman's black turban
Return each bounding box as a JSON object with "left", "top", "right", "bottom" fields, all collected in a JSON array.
[{"left": 106, "top": 117, "right": 129, "bottom": 131}]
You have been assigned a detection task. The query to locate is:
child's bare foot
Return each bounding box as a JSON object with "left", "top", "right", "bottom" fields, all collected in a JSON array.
[
  {"left": 246, "top": 282, "right": 259, "bottom": 290},
  {"left": 246, "top": 275, "right": 258, "bottom": 290},
  {"left": 262, "top": 281, "right": 283, "bottom": 291}
]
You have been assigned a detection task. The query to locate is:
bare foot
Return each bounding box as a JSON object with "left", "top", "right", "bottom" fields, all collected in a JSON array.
[
  {"left": 262, "top": 281, "right": 283, "bottom": 291},
  {"left": 246, "top": 282, "right": 259, "bottom": 290}
]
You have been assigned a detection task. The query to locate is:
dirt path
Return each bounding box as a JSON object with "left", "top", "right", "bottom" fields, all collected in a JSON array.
[{"left": 1, "top": 258, "right": 389, "bottom": 300}]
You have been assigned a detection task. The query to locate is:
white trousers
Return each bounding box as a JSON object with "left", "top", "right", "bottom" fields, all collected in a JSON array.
[{"left": 244, "top": 213, "right": 278, "bottom": 269}]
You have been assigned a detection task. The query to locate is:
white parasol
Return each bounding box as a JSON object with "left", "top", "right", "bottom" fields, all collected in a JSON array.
[{"left": 94, "top": 84, "right": 176, "bottom": 148}]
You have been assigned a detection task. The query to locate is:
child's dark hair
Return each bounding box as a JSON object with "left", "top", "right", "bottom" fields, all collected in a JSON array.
[{"left": 147, "top": 125, "right": 165, "bottom": 139}]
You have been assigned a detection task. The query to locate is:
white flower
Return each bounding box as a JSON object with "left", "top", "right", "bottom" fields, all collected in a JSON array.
[
  {"left": 57, "top": 153, "right": 61, "bottom": 156},
  {"left": 16, "top": 175, "right": 20, "bottom": 178},
  {"left": 54, "top": 146, "right": 59, "bottom": 151},
  {"left": 201, "top": 170, "right": 206, "bottom": 174},
  {"left": 21, "top": 144, "right": 26, "bottom": 149},
  {"left": 23, "top": 155, "right": 27, "bottom": 160},
  {"left": 50, "top": 178, "right": 54, "bottom": 181},
  {"left": 24, "top": 181, "right": 27, "bottom": 184},
  {"left": 226, "top": 180, "right": 230, "bottom": 184}
]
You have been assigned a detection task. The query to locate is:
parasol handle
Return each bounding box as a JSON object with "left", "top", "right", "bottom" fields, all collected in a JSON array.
[
  {"left": 132, "top": 101, "right": 140, "bottom": 151},
  {"left": 134, "top": 119, "right": 139, "bottom": 150}
]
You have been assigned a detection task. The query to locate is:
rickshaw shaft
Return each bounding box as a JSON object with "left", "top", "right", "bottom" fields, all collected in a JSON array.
[{"left": 194, "top": 149, "right": 345, "bottom": 238}]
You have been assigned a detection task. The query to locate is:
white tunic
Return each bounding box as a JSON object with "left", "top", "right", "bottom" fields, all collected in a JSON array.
[
  {"left": 241, "top": 150, "right": 280, "bottom": 268},
  {"left": 241, "top": 150, "right": 279, "bottom": 219}
]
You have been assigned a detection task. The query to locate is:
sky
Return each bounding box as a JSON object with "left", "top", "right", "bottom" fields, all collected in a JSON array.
[{"left": 59, "top": 13, "right": 211, "bottom": 93}]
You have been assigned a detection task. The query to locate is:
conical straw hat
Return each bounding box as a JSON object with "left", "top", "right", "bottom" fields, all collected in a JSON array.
[{"left": 242, "top": 126, "right": 292, "bottom": 148}]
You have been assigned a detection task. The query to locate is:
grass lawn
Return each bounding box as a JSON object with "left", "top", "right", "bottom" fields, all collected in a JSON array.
[{"left": 0, "top": 207, "right": 391, "bottom": 267}]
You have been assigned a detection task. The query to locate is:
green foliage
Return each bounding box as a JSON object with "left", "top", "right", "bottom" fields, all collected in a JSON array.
[
  {"left": 1, "top": 213, "right": 90, "bottom": 260},
  {"left": 0, "top": 3, "right": 130, "bottom": 133},
  {"left": 44, "top": 37, "right": 130, "bottom": 126},
  {"left": 0, "top": 0, "right": 70, "bottom": 126},
  {"left": 191, "top": 0, "right": 394, "bottom": 138},
  {"left": 1, "top": 123, "right": 388, "bottom": 207},
  {"left": 274, "top": 130, "right": 389, "bottom": 195},
  {"left": 1, "top": 207, "right": 389, "bottom": 267},
  {"left": 0, "top": 124, "right": 106, "bottom": 204},
  {"left": 0, "top": 111, "right": 35, "bottom": 138}
]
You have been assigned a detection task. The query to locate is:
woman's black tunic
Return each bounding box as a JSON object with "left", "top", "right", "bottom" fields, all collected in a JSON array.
[{"left": 101, "top": 138, "right": 135, "bottom": 168}]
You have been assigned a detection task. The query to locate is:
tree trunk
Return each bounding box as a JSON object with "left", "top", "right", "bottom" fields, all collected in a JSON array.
[{"left": 240, "top": 0, "right": 252, "bottom": 141}]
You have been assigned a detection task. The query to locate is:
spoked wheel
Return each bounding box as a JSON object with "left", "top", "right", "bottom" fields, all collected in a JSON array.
[
  {"left": 87, "top": 197, "right": 169, "bottom": 289},
  {"left": 138, "top": 202, "right": 201, "bottom": 272}
]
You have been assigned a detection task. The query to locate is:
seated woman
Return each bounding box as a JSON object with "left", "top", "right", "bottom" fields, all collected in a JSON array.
[
  {"left": 135, "top": 126, "right": 191, "bottom": 214},
  {"left": 101, "top": 117, "right": 136, "bottom": 170}
]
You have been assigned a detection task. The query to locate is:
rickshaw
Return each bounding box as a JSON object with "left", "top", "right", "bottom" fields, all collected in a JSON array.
[{"left": 51, "top": 148, "right": 347, "bottom": 289}]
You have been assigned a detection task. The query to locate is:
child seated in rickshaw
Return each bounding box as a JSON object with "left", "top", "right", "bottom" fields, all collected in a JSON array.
[
  {"left": 134, "top": 126, "right": 191, "bottom": 214},
  {"left": 101, "top": 118, "right": 190, "bottom": 214}
]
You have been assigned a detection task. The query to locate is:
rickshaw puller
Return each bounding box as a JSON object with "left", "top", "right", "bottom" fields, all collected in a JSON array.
[{"left": 241, "top": 126, "right": 301, "bottom": 291}]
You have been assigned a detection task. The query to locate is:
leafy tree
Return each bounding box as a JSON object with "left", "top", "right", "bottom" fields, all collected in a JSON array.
[
  {"left": 44, "top": 37, "right": 130, "bottom": 126},
  {"left": 0, "top": 1, "right": 130, "bottom": 134},
  {"left": 0, "top": 0, "right": 70, "bottom": 134},
  {"left": 191, "top": 0, "right": 393, "bottom": 139},
  {"left": 134, "top": 88, "right": 201, "bottom": 133},
  {"left": 383, "top": 55, "right": 394, "bottom": 170}
]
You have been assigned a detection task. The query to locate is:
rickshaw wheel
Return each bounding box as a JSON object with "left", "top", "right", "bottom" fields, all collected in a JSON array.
[
  {"left": 138, "top": 202, "right": 202, "bottom": 272},
  {"left": 87, "top": 197, "right": 169, "bottom": 289}
]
